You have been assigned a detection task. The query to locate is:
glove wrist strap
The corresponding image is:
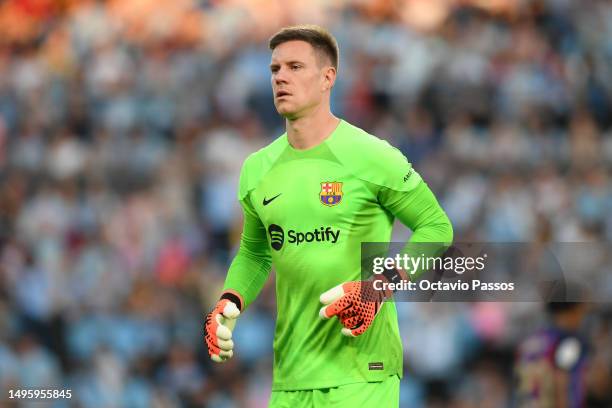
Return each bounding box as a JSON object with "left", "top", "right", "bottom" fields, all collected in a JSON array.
[
  {"left": 381, "top": 267, "right": 407, "bottom": 286},
  {"left": 220, "top": 291, "right": 243, "bottom": 312},
  {"left": 366, "top": 267, "right": 411, "bottom": 300}
]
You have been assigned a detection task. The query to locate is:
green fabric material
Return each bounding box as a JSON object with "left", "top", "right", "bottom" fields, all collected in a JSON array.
[{"left": 268, "top": 375, "right": 400, "bottom": 408}]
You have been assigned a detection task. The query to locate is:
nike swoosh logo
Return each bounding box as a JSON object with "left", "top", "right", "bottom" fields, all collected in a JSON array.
[{"left": 263, "top": 193, "right": 282, "bottom": 206}]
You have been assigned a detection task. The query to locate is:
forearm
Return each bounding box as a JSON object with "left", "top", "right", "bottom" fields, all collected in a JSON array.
[
  {"left": 223, "top": 238, "right": 272, "bottom": 310},
  {"left": 380, "top": 181, "right": 453, "bottom": 280}
]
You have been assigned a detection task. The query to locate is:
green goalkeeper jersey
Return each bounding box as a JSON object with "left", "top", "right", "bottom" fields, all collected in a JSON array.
[{"left": 223, "top": 119, "right": 453, "bottom": 390}]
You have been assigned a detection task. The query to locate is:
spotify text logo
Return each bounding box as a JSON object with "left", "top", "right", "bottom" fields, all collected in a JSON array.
[{"left": 267, "top": 224, "right": 340, "bottom": 251}]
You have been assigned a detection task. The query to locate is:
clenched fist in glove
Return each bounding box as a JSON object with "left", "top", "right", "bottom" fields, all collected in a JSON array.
[
  {"left": 319, "top": 281, "right": 387, "bottom": 337},
  {"left": 204, "top": 297, "right": 241, "bottom": 362}
]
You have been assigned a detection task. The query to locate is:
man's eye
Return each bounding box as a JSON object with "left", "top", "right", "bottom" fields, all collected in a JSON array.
[{"left": 291, "top": 65, "right": 301, "bottom": 70}]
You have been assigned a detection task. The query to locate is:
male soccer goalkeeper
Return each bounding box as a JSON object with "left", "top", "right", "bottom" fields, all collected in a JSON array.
[{"left": 204, "top": 25, "right": 453, "bottom": 407}]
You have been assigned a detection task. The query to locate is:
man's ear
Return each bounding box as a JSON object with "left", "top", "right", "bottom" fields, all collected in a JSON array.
[{"left": 322, "top": 66, "right": 336, "bottom": 91}]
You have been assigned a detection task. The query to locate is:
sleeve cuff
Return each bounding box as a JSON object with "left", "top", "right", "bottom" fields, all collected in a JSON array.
[{"left": 220, "top": 290, "right": 244, "bottom": 312}]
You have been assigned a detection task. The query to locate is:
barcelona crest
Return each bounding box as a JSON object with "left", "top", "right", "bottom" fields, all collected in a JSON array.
[{"left": 320, "top": 182, "right": 343, "bottom": 206}]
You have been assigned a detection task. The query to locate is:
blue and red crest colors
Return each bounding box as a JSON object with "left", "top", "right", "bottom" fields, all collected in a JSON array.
[{"left": 320, "top": 182, "right": 343, "bottom": 206}]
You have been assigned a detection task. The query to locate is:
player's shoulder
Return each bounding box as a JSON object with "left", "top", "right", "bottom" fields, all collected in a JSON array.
[
  {"left": 238, "top": 133, "right": 288, "bottom": 200},
  {"left": 242, "top": 133, "right": 287, "bottom": 170},
  {"left": 330, "top": 120, "right": 421, "bottom": 191}
]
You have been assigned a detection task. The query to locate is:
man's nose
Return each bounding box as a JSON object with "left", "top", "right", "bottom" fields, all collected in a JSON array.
[{"left": 274, "top": 67, "right": 289, "bottom": 84}]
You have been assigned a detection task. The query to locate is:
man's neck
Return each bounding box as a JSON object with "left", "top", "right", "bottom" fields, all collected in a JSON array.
[{"left": 286, "top": 109, "right": 340, "bottom": 150}]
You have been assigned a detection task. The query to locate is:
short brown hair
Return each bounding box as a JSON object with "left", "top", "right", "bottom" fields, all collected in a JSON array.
[{"left": 268, "top": 25, "right": 339, "bottom": 70}]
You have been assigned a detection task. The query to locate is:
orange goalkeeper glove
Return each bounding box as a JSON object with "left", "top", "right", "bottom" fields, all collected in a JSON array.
[
  {"left": 204, "top": 297, "right": 240, "bottom": 362},
  {"left": 319, "top": 281, "right": 387, "bottom": 337}
]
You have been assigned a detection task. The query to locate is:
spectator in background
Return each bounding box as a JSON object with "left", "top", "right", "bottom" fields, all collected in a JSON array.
[{"left": 515, "top": 300, "right": 590, "bottom": 408}]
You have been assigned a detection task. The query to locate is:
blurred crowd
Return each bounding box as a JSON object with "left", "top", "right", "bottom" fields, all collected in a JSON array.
[{"left": 0, "top": 0, "right": 611, "bottom": 407}]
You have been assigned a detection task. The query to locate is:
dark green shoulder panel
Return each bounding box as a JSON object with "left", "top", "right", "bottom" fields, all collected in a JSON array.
[{"left": 327, "top": 121, "right": 422, "bottom": 192}]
